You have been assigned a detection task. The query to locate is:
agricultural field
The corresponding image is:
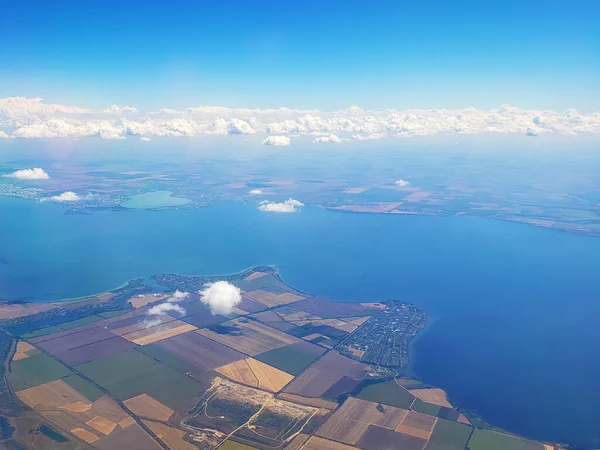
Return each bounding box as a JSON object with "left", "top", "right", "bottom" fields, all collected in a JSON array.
[
  {"left": 468, "top": 428, "right": 546, "bottom": 450},
  {"left": 254, "top": 341, "right": 325, "bottom": 375},
  {"left": 1, "top": 267, "right": 560, "bottom": 450},
  {"left": 196, "top": 318, "right": 299, "bottom": 356},
  {"left": 76, "top": 348, "right": 204, "bottom": 410},
  {"left": 284, "top": 350, "right": 369, "bottom": 398},
  {"left": 356, "top": 379, "right": 416, "bottom": 409}
]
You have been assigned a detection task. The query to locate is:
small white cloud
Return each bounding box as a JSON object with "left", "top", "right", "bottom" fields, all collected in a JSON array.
[
  {"left": 167, "top": 290, "right": 189, "bottom": 303},
  {"left": 313, "top": 134, "right": 342, "bottom": 144},
  {"left": 0, "top": 131, "right": 9, "bottom": 139},
  {"left": 147, "top": 302, "right": 186, "bottom": 317},
  {"left": 3, "top": 168, "right": 50, "bottom": 180},
  {"left": 41, "top": 191, "right": 81, "bottom": 202},
  {"left": 140, "top": 137, "right": 151, "bottom": 142},
  {"left": 199, "top": 281, "right": 242, "bottom": 315},
  {"left": 104, "top": 104, "right": 137, "bottom": 114},
  {"left": 249, "top": 189, "right": 263, "bottom": 195},
  {"left": 258, "top": 198, "right": 304, "bottom": 213},
  {"left": 263, "top": 135, "right": 291, "bottom": 146},
  {"left": 395, "top": 179, "right": 410, "bottom": 187}
]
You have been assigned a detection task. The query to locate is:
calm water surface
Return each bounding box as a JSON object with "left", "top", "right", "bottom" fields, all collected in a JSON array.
[{"left": 1, "top": 196, "right": 599, "bottom": 447}]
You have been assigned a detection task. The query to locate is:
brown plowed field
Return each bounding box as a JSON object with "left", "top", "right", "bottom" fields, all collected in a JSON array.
[
  {"left": 410, "top": 388, "right": 452, "bottom": 408},
  {"left": 395, "top": 411, "right": 438, "bottom": 439},
  {"left": 123, "top": 394, "right": 174, "bottom": 421},
  {"left": 316, "top": 397, "right": 407, "bottom": 445}
]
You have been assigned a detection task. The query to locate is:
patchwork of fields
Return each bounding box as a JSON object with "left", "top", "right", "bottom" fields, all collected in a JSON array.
[{"left": 2, "top": 267, "right": 559, "bottom": 450}]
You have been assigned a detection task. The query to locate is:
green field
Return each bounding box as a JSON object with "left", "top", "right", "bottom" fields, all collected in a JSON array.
[
  {"left": 58, "top": 315, "right": 103, "bottom": 330},
  {"left": 468, "top": 429, "right": 544, "bottom": 450},
  {"left": 412, "top": 398, "right": 442, "bottom": 416},
  {"left": 425, "top": 418, "right": 473, "bottom": 450},
  {"left": 231, "top": 274, "right": 279, "bottom": 291},
  {"left": 137, "top": 344, "right": 200, "bottom": 375},
  {"left": 10, "top": 354, "right": 72, "bottom": 391},
  {"left": 254, "top": 344, "right": 322, "bottom": 375},
  {"left": 75, "top": 349, "right": 203, "bottom": 409},
  {"left": 20, "top": 326, "right": 63, "bottom": 339},
  {"left": 61, "top": 374, "right": 104, "bottom": 402},
  {"left": 217, "top": 440, "right": 258, "bottom": 450},
  {"left": 97, "top": 308, "right": 132, "bottom": 319},
  {"left": 355, "top": 380, "right": 415, "bottom": 409}
]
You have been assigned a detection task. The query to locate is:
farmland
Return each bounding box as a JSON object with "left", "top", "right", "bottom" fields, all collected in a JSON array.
[{"left": 0, "top": 266, "right": 563, "bottom": 450}]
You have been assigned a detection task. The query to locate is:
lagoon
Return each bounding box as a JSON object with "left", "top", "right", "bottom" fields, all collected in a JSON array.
[
  {"left": 1, "top": 196, "right": 600, "bottom": 447},
  {"left": 121, "top": 191, "right": 191, "bottom": 209}
]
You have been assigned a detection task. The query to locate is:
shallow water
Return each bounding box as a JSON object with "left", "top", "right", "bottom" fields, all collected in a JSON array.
[
  {"left": 1, "top": 196, "right": 599, "bottom": 447},
  {"left": 121, "top": 190, "right": 191, "bottom": 209}
]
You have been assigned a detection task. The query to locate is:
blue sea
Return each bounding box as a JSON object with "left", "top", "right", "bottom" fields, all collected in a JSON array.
[{"left": 1, "top": 196, "right": 600, "bottom": 448}]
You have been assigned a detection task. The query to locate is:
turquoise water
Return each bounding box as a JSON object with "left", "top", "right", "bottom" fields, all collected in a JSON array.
[
  {"left": 1, "top": 196, "right": 600, "bottom": 447},
  {"left": 121, "top": 191, "right": 191, "bottom": 209}
]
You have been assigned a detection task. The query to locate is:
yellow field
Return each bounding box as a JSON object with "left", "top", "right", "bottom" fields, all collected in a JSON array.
[
  {"left": 119, "top": 417, "right": 136, "bottom": 428},
  {"left": 302, "top": 333, "right": 322, "bottom": 341},
  {"left": 197, "top": 318, "right": 299, "bottom": 356},
  {"left": 86, "top": 415, "right": 118, "bottom": 435},
  {"left": 60, "top": 401, "right": 93, "bottom": 413},
  {"left": 243, "top": 289, "right": 305, "bottom": 307},
  {"left": 395, "top": 411, "right": 437, "bottom": 439},
  {"left": 12, "top": 341, "right": 37, "bottom": 361},
  {"left": 411, "top": 388, "right": 452, "bottom": 408},
  {"left": 344, "top": 316, "right": 371, "bottom": 326},
  {"left": 246, "top": 358, "right": 294, "bottom": 392},
  {"left": 143, "top": 420, "right": 197, "bottom": 450},
  {"left": 129, "top": 294, "right": 169, "bottom": 309},
  {"left": 303, "top": 436, "right": 359, "bottom": 450},
  {"left": 276, "top": 393, "right": 337, "bottom": 410},
  {"left": 123, "top": 394, "right": 174, "bottom": 421},
  {"left": 17, "top": 379, "right": 89, "bottom": 409},
  {"left": 215, "top": 358, "right": 294, "bottom": 392},
  {"left": 71, "top": 427, "right": 100, "bottom": 443},
  {"left": 123, "top": 322, "right": 197, "bottom": 345},
  {"left": 309, "top": 319, "right": 358, "bottom": 333},
  {"left": 360, "top": 302, "right": 386, "bottom": 310}
]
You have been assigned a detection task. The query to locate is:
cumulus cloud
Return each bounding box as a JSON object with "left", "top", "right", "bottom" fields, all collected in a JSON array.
[
  {"left": 263, "top": 135, "right": 291, "bottom": 146},
  {"left": 313, "top": 134, "right": 343, "bottom": 144},
  {"left": 142, "top": 290, "right": 190, "bottom": 328},
  {"left": 140, "top": 136, "right": 151, "bottom": 142},
  {"left": 104, "top": 105, "right": 138, "bottom": 114},
  {"left": 147, "top": 302, "right": 186, "bottom": 316},
  {"left": 199, "top": 281, "right": 241, "bottom": 315},
  {"left": 395, "top": 179, "right": 410, "bottom": 187},
  {"left": 3, "top": 168, "right": 50, "bottom": 180},
  {"left": 1, "top": 97, "right": 599, "bottom": 140},
  {"left": 249, "top": 189, "right": 263, "bottom": 195},
  {"left": 258, "top": 198, "right": 304, "bottom": 213},
  {"left": 41, "top": 191, "right": 81, "bottom": 202},
  {"left": 0, "top": 131, "right": 9, "bottom": 139}
]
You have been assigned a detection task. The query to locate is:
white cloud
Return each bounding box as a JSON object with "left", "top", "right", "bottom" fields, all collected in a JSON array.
[
  {"left": 0, "top": 131, "right": 9, "bottom": 139},
  {"left": 140, "top": 136, "right": 151, "bottom": 142},
  {"left": 147, "top": 302, "right": 186, "bottom": 316},
  {"left": 525, "top": 127, "right": 539, "bottom": 136},
  {"left": 104, "top": 105, "right": 138, "bottom": 114},
  {"left": 395, "top": 179, "right": 410, "bottom": 187},
  {"left": 313, "top": 134, "right": 342, "bottom": 144},
  {"left": 199, "top": 281, "right": 241, "bottom": 316},
  {"left": 1, "top": 97, "right": 599, "bottom": 140},
  {"left": 258, "top": 198, "right": 304, "bottom": 213},
  {"left": 249, "top": 189, "right": 263, "bottom": 195},
  {"left": 167, "top": 290, "right": 189, "bottom": 303},
  {"left": 263, "top": 135, "right": 291, "bottom": 146},
  {"left": 4, "top": 168, "right": 50, "bottom": 180},
  {"left": 41, "top": 191, "right": 81, "bottom": 202}
]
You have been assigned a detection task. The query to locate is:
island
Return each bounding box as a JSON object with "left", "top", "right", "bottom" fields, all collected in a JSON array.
[{"left": 0, "top": 267, "right": 565, "bottom": 450}]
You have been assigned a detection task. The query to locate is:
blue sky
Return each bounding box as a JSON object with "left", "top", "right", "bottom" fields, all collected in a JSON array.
[{"left": 1, "top": 0, "right": 598, "bottom": 112}]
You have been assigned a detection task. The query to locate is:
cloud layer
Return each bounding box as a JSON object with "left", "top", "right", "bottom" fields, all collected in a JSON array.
[
  {"left": 199, "top": 281, "right": 241, "bottom": 315},
  {"left": 258, "top": 198, "right": 304, "bottom": 213},
  {"left": 1, "top": 97, "right": 599, "bottom": 142},
  {"left": 3, "top": 168, "right": 50, "bottom": 180}
]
